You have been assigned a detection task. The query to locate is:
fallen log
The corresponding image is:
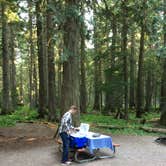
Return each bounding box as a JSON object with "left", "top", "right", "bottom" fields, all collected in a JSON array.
[
  {"left": 95, "top": 124, "right": 166, "bottom": 134},
  {"left": 139, "top": 126, "right": 166, "bottom": 134},
  {"left": 95, "top": 124, "right": 126, "bottom": 130}
]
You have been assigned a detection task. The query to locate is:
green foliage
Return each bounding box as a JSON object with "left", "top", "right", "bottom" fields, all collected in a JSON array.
[
  {"left": 0, "top": 106, "right": 38, "bottom": 127},
  {"left": 143, "top": 111, "right": 160, "bottom": 121},
  {"left": 47, "top": 1, "right": 65, "bottom": 26},
  {"left": 81, "top": 111, "right": 161, "bottom": 136},
  {"left": 92, "top": 127, "right": 160, "bottom": 136},
  {"left": 81, "top": 113, "right": 125, "bottom": 126},
  {"left": 65, "top": 4, "right": 81, "bottom": 20},
  {"left": 0, "top": 0, "right": 164, "bottom": 124}
]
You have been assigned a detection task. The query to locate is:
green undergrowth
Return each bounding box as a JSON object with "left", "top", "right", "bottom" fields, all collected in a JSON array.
[
  {"left": 81, "top": 112, "right": 162, "bottom": 136},
  {"left": 0, "top": 106, "right": 38, "bottom": 127},
  {"left": 0, "top": 107, "right": 163, "bottom": 136}
]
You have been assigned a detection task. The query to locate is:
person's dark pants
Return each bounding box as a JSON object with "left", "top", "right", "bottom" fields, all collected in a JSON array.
[{"left": 60, "top": 132, "right": 70, "bottom": 163}]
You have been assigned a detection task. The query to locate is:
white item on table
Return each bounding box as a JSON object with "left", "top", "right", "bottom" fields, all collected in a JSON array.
[
  {"left": 71, "top": 123, "right": 89, "bottom": 137},
  {"left": 79, "top": 123, "right": 89, "bottom": 135}
]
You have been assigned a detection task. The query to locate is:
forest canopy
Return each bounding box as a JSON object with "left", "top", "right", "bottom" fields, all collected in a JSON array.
[{"left": 0, "top": 0, "right": 166, "bottom": 126}]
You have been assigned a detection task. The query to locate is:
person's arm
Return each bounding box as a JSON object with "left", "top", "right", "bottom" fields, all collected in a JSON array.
[{"left": 63, "top": 113, "right": 74, "bottom": 133}]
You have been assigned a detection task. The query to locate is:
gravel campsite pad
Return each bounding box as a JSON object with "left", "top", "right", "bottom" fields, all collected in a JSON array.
[{"left": 0, "top": 123, "right": 166, "bottom": 166}]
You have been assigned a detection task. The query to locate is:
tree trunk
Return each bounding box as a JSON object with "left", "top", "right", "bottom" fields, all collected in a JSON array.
[
  {"left": 9, "top": 24, "right": 17, "bottom": 110},
  {"left": 36, "top": 0, "right": 47, "bottom": 118},
  {"left": 28, "top": 0, "right": 36, "bottom": 108},
  {"left": 93, "top": 58, "right": 100, "bottom": 111},
  {"left": 57, "top": 45, "right": 62, "bottom": 108},
  {"left": 136, "top": 23, "right": 145, "bottom": 118},
  {"left": 122, "top": 0, "right": 128, "bottom": 120},
  {"left": 80, "top": 11, "right": 87, "bottom": 113},
  {"left": 129, "top": 31, "right": 136, "bottom": 109},
  {"left": 33, "top": 62, "right": 38, "bottom": 107},
  {"left": 145, "top": 70, "right": 153, "bottom": 112},
  {"left": 136, "top": 0, "right": 146, "bottom": 118},
  {"left": 104, "top": 15, "right": 117, "bottom": 114},
  {"left": 160, "top": 59, "right": 166, "bottom": 125},
  {"left": 153, "top": 80, "right": 158, "bottom": 110},
  {"left": 61, "top": 0, "right": 80, "bottom": 126},
  {"left": 93, "top": 11, "right": 101, "bottom": 112},
  {"left": 1, "top": 2, "right": 11, "bottom": 114},
  {"left": 160, "top": 0, "right": 166, "bottom": 125},
  {"left": 43, "top": 7, "right": 49, "bottom": 107},
  {"left": 19, "top": 64, "right": 24, "bottom": 105},
  {"left": 47, "top": 0, "right": 57, "bottom": 121}
]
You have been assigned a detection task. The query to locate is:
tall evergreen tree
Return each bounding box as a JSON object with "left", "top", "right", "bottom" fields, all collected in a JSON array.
[
  {"left": 47, "top": 0, "right": 57, "bottom": 121},
  {"left": 80, "top": 7, "right": 87, "bottom": 113},
  {"left": 93, "top": 4, "right": 102, "bottom": 112},
  {"left": 1, "top": 2, "right": 11, "bottom": 114},
  {"left": 121, "top": 0, "right": 128, "bottom": 119},
  {"left": 136, "top": 0, "right": 146, "bottom": 118},
  {"left": 28, "top": 0, "right": 36, "bottom": 108},
  {"left": 61, "top": 0, "right": 80, "bottom": 125},
  {"left": 9, "top": 24, "right": 17, "bottom": 109},
  {"left": 160, "top": 0, "right": 166, "bottom": 125},
  {"left": 36, "top": 0, "right": 47, "bottom": 118},
  {"left": 129, "top": 30, "right": 136, "bottom": 109}
]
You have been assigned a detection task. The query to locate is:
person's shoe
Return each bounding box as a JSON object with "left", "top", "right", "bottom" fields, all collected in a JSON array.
[
  {"left": 61, "top": 161, "right": 72, "bottom": 165},
  {"left": 65, "top": 161, "right": 72, "bottom": 165}
]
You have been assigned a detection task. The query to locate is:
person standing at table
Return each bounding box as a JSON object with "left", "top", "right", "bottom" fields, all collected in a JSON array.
[{"left": 59, "top": 105, "right": 78, "bottom": 165}]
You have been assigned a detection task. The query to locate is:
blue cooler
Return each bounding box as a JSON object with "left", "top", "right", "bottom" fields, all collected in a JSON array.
[{"left": 69, "top": 136, "right": 88, "bottom": 149}]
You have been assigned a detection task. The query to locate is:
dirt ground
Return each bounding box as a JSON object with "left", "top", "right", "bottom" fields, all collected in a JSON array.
[{"left": 0, "top": 123, "right": 166, "bottom": 166}]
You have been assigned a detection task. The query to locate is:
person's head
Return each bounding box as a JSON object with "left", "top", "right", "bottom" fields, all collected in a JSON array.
[{"left": 69, "top": 105, "right": 78, "bottom": 114}]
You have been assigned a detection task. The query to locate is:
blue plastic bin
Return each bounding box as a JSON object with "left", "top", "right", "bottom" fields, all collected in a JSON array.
[{"left": 69, "top": 136, "right": 88, "bottom": 149}]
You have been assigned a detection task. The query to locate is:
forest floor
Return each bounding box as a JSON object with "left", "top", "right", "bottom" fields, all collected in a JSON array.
[{"left": 0, "top": 122, "right": 166, "bottom": 166}]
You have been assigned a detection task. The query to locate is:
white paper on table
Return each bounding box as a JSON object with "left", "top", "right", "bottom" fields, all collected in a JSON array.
[
  {"left": 71, "top": 123, "right": 89, "bottom": 137},
  {"left": 70, "top": 132, "right": 86, "bottom": 138},
  {"left": 79, "top": 123, "right": 89, "bottom": 135}
]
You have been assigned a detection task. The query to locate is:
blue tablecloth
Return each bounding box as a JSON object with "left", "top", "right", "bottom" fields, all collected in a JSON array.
[
  {"left": 70, "top": 132, "right": 114, "bottom": 154},
  {"left": 86, "top": 132, "right": 114, "bottom": 154}
]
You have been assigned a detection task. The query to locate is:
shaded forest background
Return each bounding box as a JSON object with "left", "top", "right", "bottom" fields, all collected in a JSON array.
[{"left": 0, "top": 0, "right": 166, "bottom": 126}]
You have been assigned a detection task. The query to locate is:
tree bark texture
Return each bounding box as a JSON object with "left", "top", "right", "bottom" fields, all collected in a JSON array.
[
  {"left": 36, "top": 0, "right": 47, "bottom": 118},
  {"left": 80, "top": 14, "right": 87, "bottom": 113},
  {"left": 122, "top": 0, "right": 128, "bottom": 120},
  {"left": 136, "top": 0, "right": 146, "bottom": 118},
  {"left": 93, "top": 12, "right": 102, "bottom": 112},
  {"left": 129, "top": 31, "right": 136, "bottom": 109},
  {"left": 9, "top": 24, "right": 17, "bottom": 110},
  {"left": 61, "top": 0, "right": 80, "bottom": 126},
  {"left": 47, "top": 0, "right": 57, "bottom": 121},
  {"left": 160, "top": 0, "right": 166, "bottom": 125},
  {"left": 145, "top": 70, "right": 153, "bottom": 112},
  {"left": 104, "top": 15, "right": 117, "bottom": 113},
  {"left": 28, "top": 0, "right": 36, "bottom": 108},
  {"left": 1, "top": 2, "right": 11, "bottom": 114}
]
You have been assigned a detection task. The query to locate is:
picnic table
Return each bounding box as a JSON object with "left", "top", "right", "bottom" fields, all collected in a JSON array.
[{"left": 70, "top": 131, "right": 118, "bottom": 163}]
